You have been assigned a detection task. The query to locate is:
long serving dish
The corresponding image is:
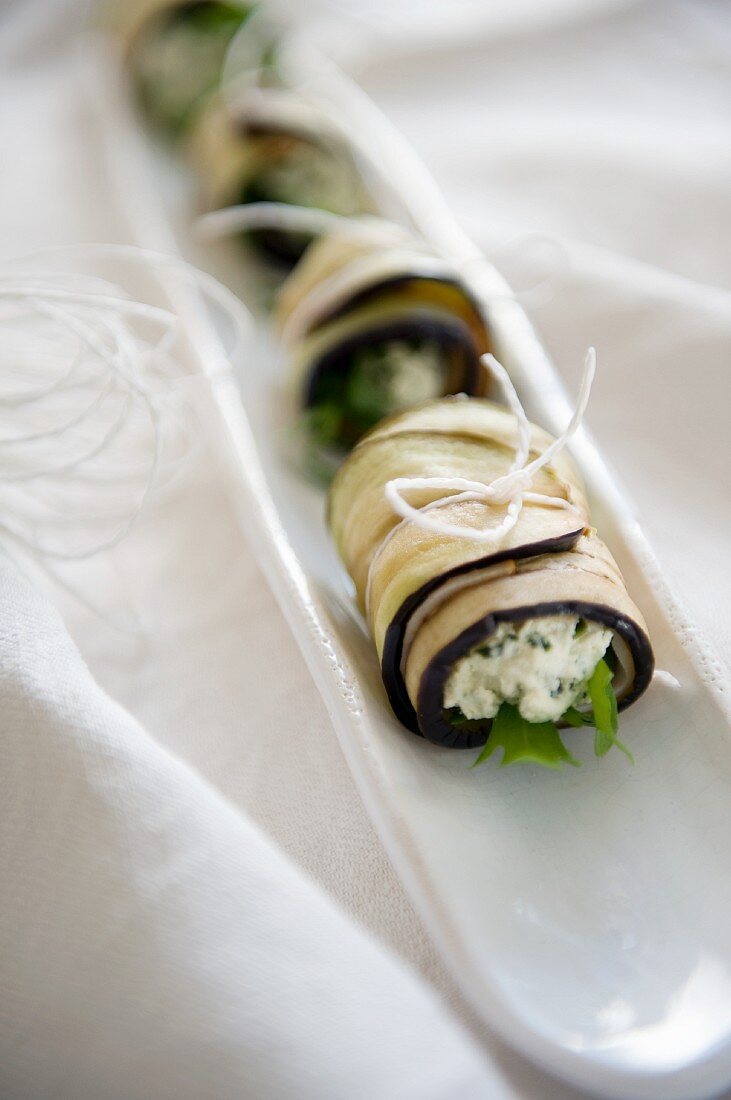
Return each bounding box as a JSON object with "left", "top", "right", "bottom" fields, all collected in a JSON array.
[{"left": 88, "top": 37, "right": 731, "bottom": 1100}]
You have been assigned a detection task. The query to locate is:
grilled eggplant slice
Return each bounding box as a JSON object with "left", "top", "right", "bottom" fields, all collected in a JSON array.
[
  {"left": 328, "top": 398, "right": 653, "bottom": 761},
  {"left": 276, "top": 227, "right": 492, "bottom": 457},
  {"left": 119, "top": 0, "right": 257, "bottom": 140},
  {"left": 191, "top": 93, "right": 375, "bottom": 266}
]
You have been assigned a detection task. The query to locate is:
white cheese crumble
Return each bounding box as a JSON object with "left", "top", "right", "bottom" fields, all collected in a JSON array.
[
  {"left": 379, "top": 341, "right": 445, "bottom": 411},
  {"left": 443, "top": 615, "right": 612, "bottom": 724},
  {"left": 257, "top": 143, "right": 363, "bottom": 218},
  {"left": 348, "top": 340, "right": 443, "bottom": 419}
]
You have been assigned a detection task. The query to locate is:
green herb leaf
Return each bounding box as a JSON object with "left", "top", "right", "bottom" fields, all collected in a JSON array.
[
  {"left": 472, "top": 703, "right": 580, "bottom": 771},
  {"left": 586, "top": 658, "right": 633, "bottom": 762},
  {"left": 345, "top": 352, "right": 392, "bottom": 425},
  {"left": 562, "top": 706, "right": 593, "bottom": 728},
  {"left": 307, "top": 402, "right": 342, "bottom": 448}
]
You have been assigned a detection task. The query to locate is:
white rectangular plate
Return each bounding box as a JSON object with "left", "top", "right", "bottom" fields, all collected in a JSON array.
[{"left": 89, "top": 41, "right": 731, "bottom": 1100}]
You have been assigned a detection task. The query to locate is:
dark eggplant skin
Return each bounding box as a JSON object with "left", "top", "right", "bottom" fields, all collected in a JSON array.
[
  {"left": 413, "top": 600, "right": 655, "bottom": 750},
  {"left": 303, "top": 315, "right": 482, "bottom": 410},
  {"left": 244, "top": 228, "right": 309, "bottom": 268},
  {"left": 241, "top": 224, "right": 312, "bottom": 268},
  {"left": 239, "top": 119, "right": 317, "bottom": 141},
  {"left": 379, "top": 527, "right": 585, "bottom": 743},
  {"left": 238, "top": 178, "right": 314, "bottom": 268},
  {"left": 310, "top": 271, "right": 487, "bottom": 333}
]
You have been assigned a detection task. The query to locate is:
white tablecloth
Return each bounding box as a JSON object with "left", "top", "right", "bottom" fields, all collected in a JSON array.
[{"left": 1, "top": 1, "right": 730, "bottom": 1097}]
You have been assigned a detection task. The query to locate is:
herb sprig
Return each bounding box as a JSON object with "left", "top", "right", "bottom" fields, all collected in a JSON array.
[{"left": 466, "top": 658, "right": 630, "bottom": 771}]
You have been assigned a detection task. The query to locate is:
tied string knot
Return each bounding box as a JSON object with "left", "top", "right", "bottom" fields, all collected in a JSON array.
[
  {"left": 383, "top": 349, "right": 596, "bottom": 546},
  {"left": 488, "top": 467, "right": 534, "bottom": 504}
]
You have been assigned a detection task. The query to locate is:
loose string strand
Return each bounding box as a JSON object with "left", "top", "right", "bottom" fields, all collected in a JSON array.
[{"left": 0, "top": 245, "right": 254, "bottom": 569}]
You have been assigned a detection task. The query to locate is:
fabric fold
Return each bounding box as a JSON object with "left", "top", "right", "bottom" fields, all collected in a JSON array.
[{"left": 0, "top": 556, "right": 501, "bottom": 1100}]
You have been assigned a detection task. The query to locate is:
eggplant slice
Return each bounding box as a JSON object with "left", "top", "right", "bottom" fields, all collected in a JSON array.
[
  {"left": 190, "top": 93, "right": 375, "bottom": 267},
  {"left": 276, "top": 228, "right": 493, "bottom": 453},
  {"left": 328, "top": 397, "right": 654, "bottom": 749},
  {"left": 123, "top": 0, "right": 256, "bottom": 140}
]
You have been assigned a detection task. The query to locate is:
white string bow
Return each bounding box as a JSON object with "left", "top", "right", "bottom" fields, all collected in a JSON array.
[{"left": 383, "top": 348, "right": 596, "bottom": 545}]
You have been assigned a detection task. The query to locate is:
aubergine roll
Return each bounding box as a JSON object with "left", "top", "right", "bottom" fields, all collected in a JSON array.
[
  {"left": 190, "top": 93, "right": 375, "bottom": 266},
  {"left": 328, "top": 398, "right": 654, "bottom": 767},
  {"left": 275, "top": 226, "right": 492, "bottom": 458},
  {"left": 115, "top": 0, "right": 258, "bottom": 140}
]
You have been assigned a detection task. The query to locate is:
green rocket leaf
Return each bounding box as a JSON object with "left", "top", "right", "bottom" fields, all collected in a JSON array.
[
  {"left": 472, "top": 703, "right": 580, "bottom": 771},
  {"left": 587, "top": 658, "right": 633, "bottom": 762}
]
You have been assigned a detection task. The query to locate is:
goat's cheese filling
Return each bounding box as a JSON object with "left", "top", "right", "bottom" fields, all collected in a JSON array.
[
  {"left": 253, "top": 142, "right": 363, "bottom": 218},
  {"left": 357, "top": 340, "right": 445, "bottom": 414},
  {"left": 308, "top": 339, "right": 445, "bottom": 453},
  {"left": 443, "top": 615, "right": 612, "bottom": 724}
]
